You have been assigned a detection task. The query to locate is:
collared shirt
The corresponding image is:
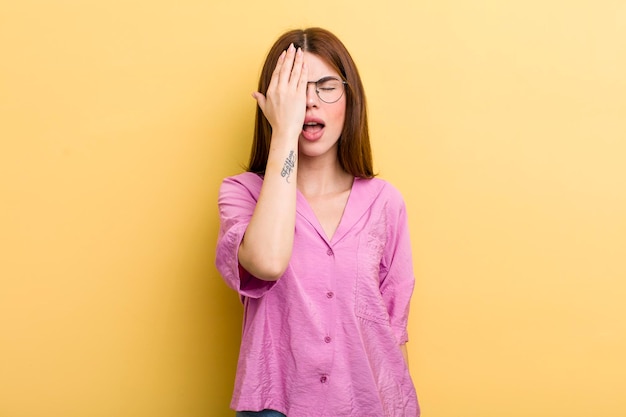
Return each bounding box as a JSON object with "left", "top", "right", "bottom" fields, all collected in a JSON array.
[{"left": 216, "top": 172, "right": 419, "bottom": 417}]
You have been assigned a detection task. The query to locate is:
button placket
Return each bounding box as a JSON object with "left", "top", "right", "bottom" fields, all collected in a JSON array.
[{"left": 320, "top": 245, "right": 335, "bottom": 388}]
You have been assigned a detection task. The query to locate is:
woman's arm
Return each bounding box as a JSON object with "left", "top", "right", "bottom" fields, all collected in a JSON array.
[
  {"left": 401, "top": 343, "right": 409, "bottom": 367},
  {"left": 238, "top": 44, "right": 308, "bottom": 281}
]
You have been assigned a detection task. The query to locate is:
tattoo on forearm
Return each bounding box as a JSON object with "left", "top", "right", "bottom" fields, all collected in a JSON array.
[{"left": 280, "top": 150, "right": 296, "bottom": 183}]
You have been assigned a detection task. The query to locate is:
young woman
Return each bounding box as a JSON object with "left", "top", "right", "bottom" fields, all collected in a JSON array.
[{"left": 216, "top": 27, "right": 419, "bottom": 417}]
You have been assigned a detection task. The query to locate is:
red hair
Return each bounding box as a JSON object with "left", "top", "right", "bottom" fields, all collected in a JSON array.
[{"left": 247, "top": 27, "right": 374, "bottom": 178}]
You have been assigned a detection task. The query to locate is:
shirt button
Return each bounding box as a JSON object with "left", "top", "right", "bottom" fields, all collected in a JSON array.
[
  {"left": 326, "top": 249, "right": 333, "bottom": 256},
  {"left": 326, "top": 291, "right": 334, "bottom": 299},
  {"left": 320, "top": 375, "right": 328, "bottom": 383},
  {"left": 324, "top": 336, "right": 332, "bottom": 343}
]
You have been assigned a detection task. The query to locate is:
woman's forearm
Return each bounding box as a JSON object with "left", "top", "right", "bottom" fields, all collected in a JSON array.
[{"left": 238, "top": 134, "right": 298, "bottom": 281}]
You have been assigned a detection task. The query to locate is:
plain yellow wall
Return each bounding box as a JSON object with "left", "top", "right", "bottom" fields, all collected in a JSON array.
[{"left": 1, "top": 1, "right": 625, "bottom": 416}]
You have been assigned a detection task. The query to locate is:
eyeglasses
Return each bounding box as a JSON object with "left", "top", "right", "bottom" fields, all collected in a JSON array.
[{"left": 307, "top": 76, "right": 348, "bottom": 104}]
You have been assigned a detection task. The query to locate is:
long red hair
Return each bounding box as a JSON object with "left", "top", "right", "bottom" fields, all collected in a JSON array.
[{"left": 247, "top": 27, "right": 374, "bottom": 178}]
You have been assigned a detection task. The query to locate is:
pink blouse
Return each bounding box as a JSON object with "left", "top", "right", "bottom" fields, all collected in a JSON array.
[{"left": 216, "top": 172, "right": 419, "bottom": 417}]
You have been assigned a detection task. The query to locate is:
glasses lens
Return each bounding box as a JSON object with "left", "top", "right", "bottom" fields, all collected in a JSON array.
[{"left": 317, "top": 78, "right": 345, "bottom": 103}]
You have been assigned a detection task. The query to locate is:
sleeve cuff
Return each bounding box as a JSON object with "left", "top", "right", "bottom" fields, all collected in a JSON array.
[{"left": 216, "top": 221, "right": 277, "bottom": 299}]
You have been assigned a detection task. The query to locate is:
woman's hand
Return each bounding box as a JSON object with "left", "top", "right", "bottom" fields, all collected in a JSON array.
[{"left": 252, "top": 43, "right": 308, "bottom": 140}]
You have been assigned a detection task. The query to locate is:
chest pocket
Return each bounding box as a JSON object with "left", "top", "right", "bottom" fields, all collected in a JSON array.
[{"left": 354, "top": 214, "right": 391, "bottom": 325}]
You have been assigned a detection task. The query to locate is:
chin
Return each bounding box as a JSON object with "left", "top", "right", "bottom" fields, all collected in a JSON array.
[{"left": 299, "top": 140, "right": 339, "bottom": 159}]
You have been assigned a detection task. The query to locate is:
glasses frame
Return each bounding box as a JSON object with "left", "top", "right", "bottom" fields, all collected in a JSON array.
[{"left": 306, "top": 76, "right": 348, "bottom": 104}]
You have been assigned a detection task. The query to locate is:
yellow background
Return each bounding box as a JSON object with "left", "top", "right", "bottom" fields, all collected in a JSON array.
[{"left": 1, "top": 1, "right": 625, "bottom": 416}]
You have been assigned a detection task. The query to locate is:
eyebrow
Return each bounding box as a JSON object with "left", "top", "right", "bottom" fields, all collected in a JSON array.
[{"left": 308, "top": 76, "right": 343, "bottom": 83}]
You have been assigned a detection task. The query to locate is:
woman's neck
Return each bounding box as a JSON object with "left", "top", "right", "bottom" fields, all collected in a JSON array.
[{"left": 297, "top": 155, "right": 353, "bottom": 198}]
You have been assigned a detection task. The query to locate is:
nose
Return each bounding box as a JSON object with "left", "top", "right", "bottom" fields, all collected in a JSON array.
[{"left": 306, "top": 82, "right": 319, "bottom": 107}]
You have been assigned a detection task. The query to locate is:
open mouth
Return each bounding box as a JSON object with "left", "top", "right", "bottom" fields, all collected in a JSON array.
[
  {"left": 301, "top": 117, "right": 326, "bottom": 141},
  {"left": 303, "top": 121, "right": 325, "bottom": 133}
]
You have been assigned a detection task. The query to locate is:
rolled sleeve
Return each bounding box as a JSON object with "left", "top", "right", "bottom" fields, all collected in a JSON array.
[{"left": 215, "top": 174, "right": 277, "bottom": 299}]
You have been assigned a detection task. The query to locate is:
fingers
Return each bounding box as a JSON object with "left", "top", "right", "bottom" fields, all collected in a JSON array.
[
  {"left": 267, "top": 50, "right": 286, "bottom": 93},
  {"left": 289, "top": 46, "right": 305, "bottom": 86},
  {"left": 254, "top": 43, "right": 306, "bottom": 136},
  {"left": 276, "top": 44, "right": 305, "bottom": 87},
  {"left": 252, "top": 91, "right": 266, "bottom": 113},
  {"left": 265, "top": 44, "right": 302, "bottom": 97},
  {"left": 279, "top": 44, "right": 297, "bottom": 85},
  {"left": 298, "top": 61, "right": 308, "bottom": 94}
]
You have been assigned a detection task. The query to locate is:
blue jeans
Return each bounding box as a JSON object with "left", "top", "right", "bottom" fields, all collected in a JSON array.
[{"left": 236, "top": 410, "right": 286, "bottom": 417}]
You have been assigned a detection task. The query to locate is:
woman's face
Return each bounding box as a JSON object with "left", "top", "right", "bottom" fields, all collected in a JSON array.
[{"left": 298, "top": 52, "right": 346, "bottom": 160}]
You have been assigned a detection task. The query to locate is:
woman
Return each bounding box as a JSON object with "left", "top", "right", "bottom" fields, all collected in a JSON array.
[{"left": 216, "top": 27, "right": 419, "bottom": 417}]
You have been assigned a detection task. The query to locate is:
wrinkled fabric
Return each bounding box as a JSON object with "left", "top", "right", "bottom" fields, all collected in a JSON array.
[{"left": 216, "top": 172, "right": 419, "bottom": 417}]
